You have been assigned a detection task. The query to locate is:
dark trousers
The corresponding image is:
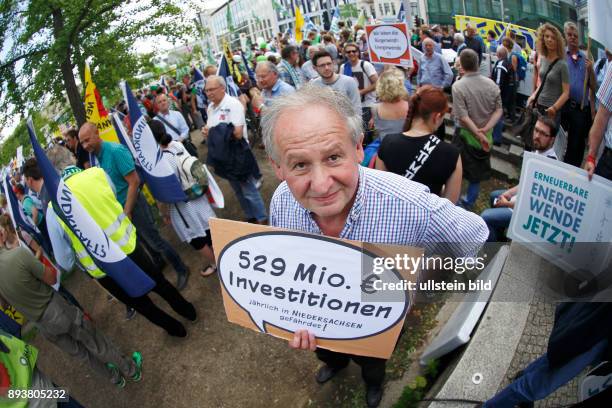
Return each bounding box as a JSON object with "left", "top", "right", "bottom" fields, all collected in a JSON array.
[
  {"left": 97, "top": 241, "right": 195, "bottom": 337},
  {"left": 561, "top": 102, "right": 592, "bottom": 168},
  {"left": 315, "top": 348, "right": 386, "bottom": 387},
  {"left": 595, "top": 147, "right": 612, "bottom": 181}
]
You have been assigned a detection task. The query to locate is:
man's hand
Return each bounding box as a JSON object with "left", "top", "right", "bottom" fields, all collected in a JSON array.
[
  {"left": 584, "top": 159, "right": 596, "bottom": 181},
  {"left": 477, "top": 131, "right": 490, "bottom": 152},
  {"left": 124, "top": 210, "right": 132, "bottom": 221},
  {"left": 289, "top": 329, "right": 317, "bottom": 351},
  {"left": 201, "top": 126, "right": 209, "bottom": 140},
  {"left": 495, "top": 195, "right": 511, "bottom": 207},
  {"left": 545, "top": 106, "right": 557, "bottom": 119}
]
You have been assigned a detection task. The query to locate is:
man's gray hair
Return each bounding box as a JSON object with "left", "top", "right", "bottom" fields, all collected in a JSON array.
[
  {"left": 454, "top": 33, "right": 464, "bottom": 43},
  {"left": 422, "top": 37, "right": 435, "bottom": 47},
  {"left": 563, "top": 21, "right": 578, "bottom": 33},
  {"left": 261, "top": 84, "right": 363, "bottom": 162},
  {"left": 207, "top": 75, "right": 226, "bottom": 89},
  {"left": 496, "top": 46, "right": 508, "bottom": 58},
  {"left": 47, "top": 145, "right": 76, "bottom": 173},
  {"left": 256, "top": 61, "right": 279, "bottom": 75}
]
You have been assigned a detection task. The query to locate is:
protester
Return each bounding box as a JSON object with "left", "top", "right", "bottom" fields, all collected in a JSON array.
[
  {"left": 527, "top": 23, "right": 569, "bottom": 125},
  {"left": 508, "top": 31, "right": 523, "bottom": 55},
  {"left": 487, "top": 30, "right": 498, "bottom": 53},
  {"left": 417, "top": 38, "right": 454, "bottom": 90},
  {"left": 12, "top": 184, "right": 43, "bottom": 231},
  {"left": 63, "top": 128, "right": 90, "bottom": 169},
  {"left": 153, "top": 93, "right": 198, "bottom": 158},
  {"left": 501, "top": 38, "right": 520, "bottom": 124},
  {"left": 464, "top": 25, "right": 485, "bottom": 65},
  {"left": 482, "top": 302, "right": 612, "bottom": 407},
  {"left": 481, "top": 115, "right": 558, "bottom": 241},
  {"left": 561, "top": 22, "right": 596, "bottom": 167},
  {"left": 78, "top": 122, "right": 191, "bottom": 291},
  {"left": 45, "top": 145, "right": 197, "bottom": 337},
  {"left": 300, "top": 45, "right": 322, "bottom": 82},
  {"left": 254, "top": 61, "right": 295, "bottom": 109},
  {"left": 340, "top": 42, "right": 378, "bottom": 144},
  {"left": 277, "top": 45, "right": 304, "bottom": 89},
  {"left": 203, "top": 76, "right": 268, "bottom": 224},
  {"left": 322, "top": 34, "right": 338, "bottom": 60},
  {"left": 454, "top": 33, "right": 466, "bottom": 54},
  {"left": 149, "top": 121, "right": 217, "bottom": 278},
  {"left": 311, "top": 50, "right": 361, "bottom": 114},
  {"left": 376, "top": 85, "right": 461, "bottom": 203},
  {"left": 585, "top": 65, "right": 612, "bottom": 181},
  {"left": 595, "top": 49, "right": 612, "bottom": 90},
  {"left": 440, "top": 26, "right": 454, "bottom": 49},
  {"left": 452, "top": 49, "right": 503, "bottom": 210},
  {"left": 370, "top": 68, "right": 409, "bottom": 141},
  {"left": 261, "top": 85, "right": 488, "bottom": 408},
  {"left": 491, "top": 47, "right": 514, "bottom": 145},
  {"left": 0, "top": 234, "right": 143, "bottom": 387}
]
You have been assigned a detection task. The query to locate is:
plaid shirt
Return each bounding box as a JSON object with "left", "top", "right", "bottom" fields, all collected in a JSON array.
[{"left": 270, "top": 166, "right": 488, "bottom": 257}]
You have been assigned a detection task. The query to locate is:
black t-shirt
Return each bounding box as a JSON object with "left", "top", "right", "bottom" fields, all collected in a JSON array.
[
  {"left": 378, "top": 133, "right": 460, "bottom": 196},
  {"left": 75, "top": 143, "right": 90, "bottom": 170},
  {"left": 441, "top": 36, "right": 454, "bottom": 49}
]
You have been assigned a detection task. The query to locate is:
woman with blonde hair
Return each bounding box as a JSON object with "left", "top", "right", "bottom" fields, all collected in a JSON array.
[
  {"left": 371, "top": 67, "right": 410, "bottom": 141},
  {"left": 376, "top": 85, "right": 462, "bottom": 203},
  {"left": 527, "top": 23, "right": 569, "bottom": 123}
]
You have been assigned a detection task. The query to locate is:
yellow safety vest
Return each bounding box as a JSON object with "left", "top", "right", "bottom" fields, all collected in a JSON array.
[{"left": 53, "top": 167, "right": 137, "bottom": 278}]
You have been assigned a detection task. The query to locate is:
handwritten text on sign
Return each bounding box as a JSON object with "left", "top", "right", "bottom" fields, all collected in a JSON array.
[{"left": 218, "top": 232, "right": 409, "bottom": 341}]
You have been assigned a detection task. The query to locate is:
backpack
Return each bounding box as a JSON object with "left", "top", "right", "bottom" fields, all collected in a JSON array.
[
  {"left": 175, "top": 151, "right": 209, "bottom": 200},
  {"left": 511, "top": 51, "right": 527, "bottom": 81}
]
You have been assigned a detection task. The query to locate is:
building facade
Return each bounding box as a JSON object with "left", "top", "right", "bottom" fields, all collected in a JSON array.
[{"left": 426, "top": 0, "right": 578, "bottom": 30}]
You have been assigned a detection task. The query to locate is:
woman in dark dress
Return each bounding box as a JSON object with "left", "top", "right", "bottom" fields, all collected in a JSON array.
[{"left": 375, "top": 85, "right": 462, "bottom": 203}]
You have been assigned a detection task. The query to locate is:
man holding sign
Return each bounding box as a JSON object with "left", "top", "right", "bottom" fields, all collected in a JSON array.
[{"left": 261, "top": 85, "right": 488, "bottom": 407}]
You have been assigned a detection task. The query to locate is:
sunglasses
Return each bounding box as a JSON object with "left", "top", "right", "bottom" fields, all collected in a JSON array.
[{"left": 345, "top": 49, "right": 359, "bottom": 54}]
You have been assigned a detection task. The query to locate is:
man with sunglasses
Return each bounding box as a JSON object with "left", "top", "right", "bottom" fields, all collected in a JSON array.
[{"left": 480, "top": 115, "right": 558, "bottom": 242}]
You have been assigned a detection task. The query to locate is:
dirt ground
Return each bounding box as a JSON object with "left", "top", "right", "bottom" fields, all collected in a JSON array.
[{"left": 29, "top": 130, "right": 509, "bottom": 408}]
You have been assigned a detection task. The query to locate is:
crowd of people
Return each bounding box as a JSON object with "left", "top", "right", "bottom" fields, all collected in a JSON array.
[{"left": 1, "top": 16, "right": 611, "bottom": 408}]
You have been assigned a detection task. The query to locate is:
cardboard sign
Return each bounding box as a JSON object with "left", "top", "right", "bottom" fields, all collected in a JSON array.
[
  {"left": 210, "top": 218, "right": 421, "bottom": 359},
  {"left": 365, "top": 23, "right": 412, "bottom": 68},
  {"left": 508, "top": 153, "right": 612, "bottom": 276}
]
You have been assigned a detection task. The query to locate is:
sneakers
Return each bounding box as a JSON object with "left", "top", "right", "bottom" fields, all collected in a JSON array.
[
  {"left": 176, "top": 270, "right": 190, "bottom": 291},
  {"left": 108, "top": 352, "right": 142, "bottom": 387},
  {"left": 254, "top": 177, "right": 263, "bottom": 189},
  {"left": 315, "top": 365, "right": 344, "bottom": 384},
  {"left": 108, "top": 363, "right": 126, "bottom": 388},
  {"left": 366, "top": 385, "right": 383, "bottom": 408},
  {"left": 129, "top": 352, "right": 143, "bottom": 382}
]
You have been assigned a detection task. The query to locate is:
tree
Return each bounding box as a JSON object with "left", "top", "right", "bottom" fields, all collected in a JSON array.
[{"left": 0, "top": 0, "right": 195, "bottom": 129}]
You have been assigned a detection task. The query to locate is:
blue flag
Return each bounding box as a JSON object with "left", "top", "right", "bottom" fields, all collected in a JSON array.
[
  {"left": 397, "top": 2, "right": 406, "bottom": 22},
  {"left": 217, "top": 55, "right": 241, "bottom": 97},
  {"left": 120, "top": 81, "right": 188, "bottom": 203},
  {"left": 2, "top": 174, "right": 52, "bottom": 255},
  {"left": 191, "top": 67, "right": 207, "bottom": 109},
  {"left": 27, "top": 120, "right": 155, "bottom": 297},
  {"left": 241, "top": 52, "right": 256, "bottom": 85}
]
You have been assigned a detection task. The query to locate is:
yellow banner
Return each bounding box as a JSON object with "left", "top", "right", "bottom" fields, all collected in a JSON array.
[
  {"left": 84, "top": 63, "right": 119, "bottom": 143},
  {"left": 295, "top": 6, "right": 304, "bottom": 43},
  {"left": 454, "top": 15, "right": 537, "bottom": 54}
]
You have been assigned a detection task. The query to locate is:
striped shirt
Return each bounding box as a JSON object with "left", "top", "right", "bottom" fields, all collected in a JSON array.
[
  {"left": 270, "top": 166, "right": 488, "bottom": 257},
  {"left": 596, "top": 65, "right": 612, "bottom": 149}
]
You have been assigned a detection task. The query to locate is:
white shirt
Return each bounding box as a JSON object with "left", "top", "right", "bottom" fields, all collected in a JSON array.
[
  {"left": 206, "top": 94, "right": 245, "bottom": 129},
  {"left": 535, "top": 146, "right": 558, "bottom": 160},
  {"left": 206, "top": 94, "right": 248, "bottom": 143},
  {"left": 154, "top": 110, "right": 189, "bottom": 141}
]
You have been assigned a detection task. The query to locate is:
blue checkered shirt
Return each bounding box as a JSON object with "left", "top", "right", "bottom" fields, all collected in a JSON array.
[{"left": 270, "top": 166, "right": 488, "bottom": 257}]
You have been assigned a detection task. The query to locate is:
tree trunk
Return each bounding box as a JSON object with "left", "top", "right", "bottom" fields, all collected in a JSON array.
[{"left": 52, "top": 8, "right": 86, "bottom": 126}]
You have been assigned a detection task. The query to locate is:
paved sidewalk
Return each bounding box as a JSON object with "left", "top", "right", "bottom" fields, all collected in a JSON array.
[{"left": 498, "top": 296, "right": 579, "bottom": 407}]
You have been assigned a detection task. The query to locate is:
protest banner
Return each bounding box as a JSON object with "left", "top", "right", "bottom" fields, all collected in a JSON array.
[
  {"left": 365, "top": 22, "right": 412, "bottom": 68},
  {"left": 508, "top": 153, "right": 612, "bottom": 277},
  {"left": 84, "top": 63, "right": 118, "bottom": 143},
  {"left": 210, "top": 218, "right": 422, "bottom": 359}
]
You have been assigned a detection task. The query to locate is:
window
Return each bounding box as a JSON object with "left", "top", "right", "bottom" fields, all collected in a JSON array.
[
  {"left": 379, "top": 4, "right": 383, "bottom": 15},
  {"left": 370, "top": 5, "right": 376, "bottom": 18},
  {"left": 384, "top": 3, "right": 390, "bottom": 15},
  {"left": 391, "top": 3, "right": 395, "bottom": 15}
]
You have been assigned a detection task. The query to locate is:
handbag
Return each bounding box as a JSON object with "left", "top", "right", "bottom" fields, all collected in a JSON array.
[{"left": 516, "top": 58, "right": 560, "bottom": 151}]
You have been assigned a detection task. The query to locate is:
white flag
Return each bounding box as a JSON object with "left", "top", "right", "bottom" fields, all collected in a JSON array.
[{"left": 589, "top": 2, "right": 612, "bottom": 50}]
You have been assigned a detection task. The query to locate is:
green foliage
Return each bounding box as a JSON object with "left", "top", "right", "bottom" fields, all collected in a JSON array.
[
  {"left": 339, "top": 4, "right": 360, "bottom": 19},
  {"left": 0, "top": 0, "right": 197, "bottom": 127},
  {"left": 0, "top": 112, "right": 53, "bottom": 166},
  {"left": 392, "top": 360, "right": 440, "bottom": 408}
]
